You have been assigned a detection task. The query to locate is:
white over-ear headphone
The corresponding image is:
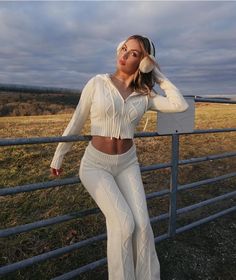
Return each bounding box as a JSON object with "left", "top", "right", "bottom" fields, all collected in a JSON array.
[{"left": 116, "top": 37, "right": 156, "bottom": 73}]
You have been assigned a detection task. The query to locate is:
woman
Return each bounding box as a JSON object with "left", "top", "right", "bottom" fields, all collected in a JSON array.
[{"left": 50, "top": 35, "right": 188, "bottom": 280}]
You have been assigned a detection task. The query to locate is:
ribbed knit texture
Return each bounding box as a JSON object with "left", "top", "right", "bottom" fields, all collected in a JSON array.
[
  {"left": 79, "top": 142, "right": 161, "bottom": 279},
  {"left": 50, "top": 73, "right": 188, "bottom": 169}
]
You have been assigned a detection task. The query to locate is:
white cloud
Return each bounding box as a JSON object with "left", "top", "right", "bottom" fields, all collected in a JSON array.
[{"left": 0, "top": 1, "right": 235, "bottom": 95}]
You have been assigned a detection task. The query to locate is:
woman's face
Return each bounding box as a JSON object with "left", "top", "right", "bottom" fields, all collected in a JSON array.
[{"left": 116, "top": 39, "right": 143, "bottom": 75}]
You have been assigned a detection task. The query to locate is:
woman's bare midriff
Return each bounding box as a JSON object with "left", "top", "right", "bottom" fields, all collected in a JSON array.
[{"left": 91, "top": 135, "right": 133, "bottom": 155}]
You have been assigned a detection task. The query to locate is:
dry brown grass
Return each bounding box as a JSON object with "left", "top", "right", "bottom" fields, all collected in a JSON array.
[{"left": 0, "top": 103, "right": 235, "bottom": 280}]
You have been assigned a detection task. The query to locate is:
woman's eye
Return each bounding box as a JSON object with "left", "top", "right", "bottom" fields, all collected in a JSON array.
[{"left": 131, "top": 51, "right": 138, "bottom": 57}]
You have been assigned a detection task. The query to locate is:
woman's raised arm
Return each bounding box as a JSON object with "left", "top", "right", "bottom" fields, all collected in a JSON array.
[{"left": 148, "top": 68, "right": 189, "bottom": 113}]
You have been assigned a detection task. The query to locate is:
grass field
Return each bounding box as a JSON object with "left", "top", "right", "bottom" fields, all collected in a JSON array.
[{"left": 0, "top": 103, "right": 236, "bottom": 280}]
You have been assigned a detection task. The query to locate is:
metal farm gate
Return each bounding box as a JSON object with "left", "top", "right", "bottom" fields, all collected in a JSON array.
[{"left": 0, "top": 84, "right": 235, "bottom": 279}]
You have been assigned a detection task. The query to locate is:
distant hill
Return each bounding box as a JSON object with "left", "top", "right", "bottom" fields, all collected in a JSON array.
[
  {"left": 1, "top": 90, "right": 235, "bottom": 117},
  {"left": 202, "top": 94, "right": 236, "bottom": 101},
  {"left": 0, "top": 91, "right": 81, "bottom": 116}
]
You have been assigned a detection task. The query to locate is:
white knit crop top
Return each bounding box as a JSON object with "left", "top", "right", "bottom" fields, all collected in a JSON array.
[{"left": 50, "top": 73, "right": 188, "bottom": 169}]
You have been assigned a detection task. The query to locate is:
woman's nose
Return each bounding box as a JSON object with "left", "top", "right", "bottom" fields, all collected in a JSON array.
[{"left": 122, "top": 51, "right": 129, "bottom": 60}]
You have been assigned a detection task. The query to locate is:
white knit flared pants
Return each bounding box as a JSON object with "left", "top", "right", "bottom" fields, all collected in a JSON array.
[{"left": 79, "top": 141, "right": 161, "bottom": 280}]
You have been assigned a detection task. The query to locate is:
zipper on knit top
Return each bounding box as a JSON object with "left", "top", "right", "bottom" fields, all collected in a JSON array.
[{"left": 105, "top": 74, "right": 137, "bottom": 139}]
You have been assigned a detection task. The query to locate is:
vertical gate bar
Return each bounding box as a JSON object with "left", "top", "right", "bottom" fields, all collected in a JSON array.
[{"left": 168, "top": 133, "right": 179, "bottom": 238}]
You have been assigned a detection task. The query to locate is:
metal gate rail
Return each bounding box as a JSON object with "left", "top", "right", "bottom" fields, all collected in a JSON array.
[{"left": 0, "top": 94, "right": 235, "bottom": 279}]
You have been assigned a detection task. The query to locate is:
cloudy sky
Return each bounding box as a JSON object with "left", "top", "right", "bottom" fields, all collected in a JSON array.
[{"left": 0, "top": 1, "right": 236, "bottom": 96}]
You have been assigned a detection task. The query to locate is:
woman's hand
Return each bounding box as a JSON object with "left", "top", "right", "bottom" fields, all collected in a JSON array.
[{"left": 51, "top": 168, "right": 63, "bottom": 176}]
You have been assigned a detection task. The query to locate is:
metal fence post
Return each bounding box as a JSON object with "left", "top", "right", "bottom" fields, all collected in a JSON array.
[
  {"left": 168, "top": 133, "right": 179, "bottom": 238},
  {"left": 0, "top": 86, "right": 235, "bottom": 279}
]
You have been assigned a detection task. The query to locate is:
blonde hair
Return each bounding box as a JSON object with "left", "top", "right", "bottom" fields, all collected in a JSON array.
[{"left": 125, "top": 35, "right": 161, "bottom": 96}]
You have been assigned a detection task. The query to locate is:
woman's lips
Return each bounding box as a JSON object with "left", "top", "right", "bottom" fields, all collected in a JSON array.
[{"left": 119, "top": 59, "right": 126, "bottom": 66}]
